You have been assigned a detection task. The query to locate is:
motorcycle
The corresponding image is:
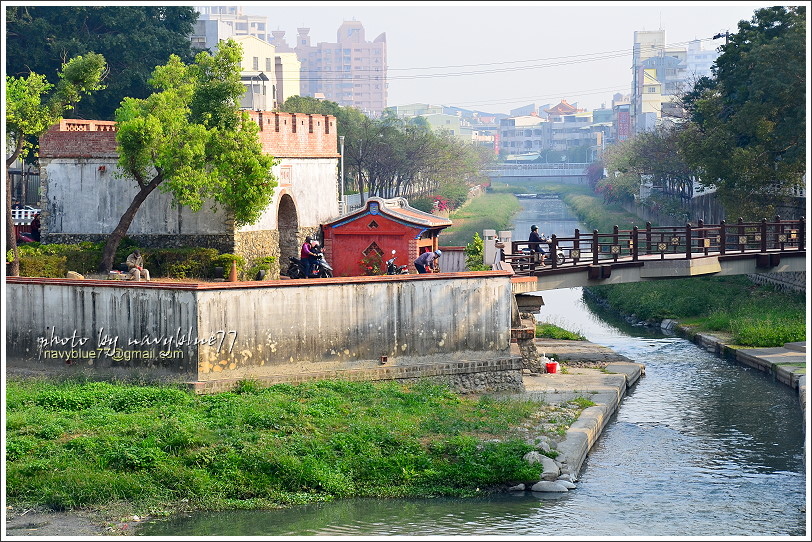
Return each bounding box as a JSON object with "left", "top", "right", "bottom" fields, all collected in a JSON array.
[
  {"left": 286, "top": 252, "right": 334, "bottom": 279},
  {"left": 385, "top": 250, "right": 409, "bottom": 275},
  {"left": 522, "top": 234, "right": 566, "bottom": 266}
]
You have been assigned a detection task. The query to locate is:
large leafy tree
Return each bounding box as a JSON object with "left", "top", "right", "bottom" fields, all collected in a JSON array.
[
  {"left": 280, "top": 96, "right": 488, "bottom": 206},
  {"left": 679, "top": 6, "right": 806, "bottom": 219},
  {"left": 6, "top": 5, "right": 199, "bottom": 120},
  {"left": 6, "top": 53, "right": 107, "bottom": 276},
  {"left": 98, "top": 40, "right": 277, "bottom": 272}
]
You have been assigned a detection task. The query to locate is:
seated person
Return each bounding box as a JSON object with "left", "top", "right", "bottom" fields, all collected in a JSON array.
[{"left": 126, "top": 249, "right": 151, "bottom": 281}]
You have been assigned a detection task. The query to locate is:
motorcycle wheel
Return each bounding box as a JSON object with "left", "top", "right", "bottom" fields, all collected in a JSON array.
[
  {"left": 319, "top": 268, "right": 333, "bottom": 278},
  {"left": 288, "top": 265, "right": 304, "bottom": 279},
  {"left": 555, "top": 253, "right": 566, "bottom": 266}
]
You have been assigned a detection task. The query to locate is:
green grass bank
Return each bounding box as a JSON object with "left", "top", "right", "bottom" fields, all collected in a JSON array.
[{"left": 6, "top": 378, "right": 591, "bottom": 518}]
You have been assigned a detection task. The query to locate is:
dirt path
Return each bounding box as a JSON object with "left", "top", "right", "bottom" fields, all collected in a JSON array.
[{"left": 4, "top": 506, "right": 138, "bottom": 537}]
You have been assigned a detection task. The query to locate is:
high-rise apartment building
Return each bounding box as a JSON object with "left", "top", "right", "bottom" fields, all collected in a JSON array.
[
  {"left": 195, "top": 5, "right": 269, "bottom": 41},
  {"left": 276, "top": 20, "right": 387, "bottom": 116},
  {"left": 191, "top": 7, "right": 301, "bottom": 110},
  {"left": 197, "top": 9, "right": 388, "bottom": 116}
]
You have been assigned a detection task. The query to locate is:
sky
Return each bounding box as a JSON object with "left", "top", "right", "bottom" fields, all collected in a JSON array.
[{"left": 230, "top": 1, "right": 782, "bottom": 114}]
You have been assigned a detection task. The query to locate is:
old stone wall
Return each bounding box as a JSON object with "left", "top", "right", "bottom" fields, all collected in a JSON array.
[
  {"left": 6, "top": 272, "right": 517, "bottom": 392},
  {"left": 747, "top": 272, "right": 806, "bottom": 293},
  {"left": 37, "top": 117, "right": 340, "bottom": 266}
]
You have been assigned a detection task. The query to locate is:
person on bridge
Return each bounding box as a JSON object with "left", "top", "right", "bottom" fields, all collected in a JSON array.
[
  {"left": 528, "top": 225, "right": 546, "bottom": 267},
  {"left": 414, "top": 249, "right": 442, "bottom": 273}
]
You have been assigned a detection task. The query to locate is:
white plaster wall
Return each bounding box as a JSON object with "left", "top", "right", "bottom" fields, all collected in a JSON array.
[
  {"left": 44, "top": 158, "right": 230, "bottom": 235},
  {"left": 239, "top": 157, "right": 339, "bottom": 232}
]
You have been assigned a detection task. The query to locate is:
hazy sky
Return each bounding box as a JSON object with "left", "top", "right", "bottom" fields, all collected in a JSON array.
[{"left": 237, "top": 1, "right": 781, "bottom": 114}]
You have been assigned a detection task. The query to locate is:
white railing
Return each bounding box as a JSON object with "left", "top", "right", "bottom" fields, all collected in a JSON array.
[{"left": 12, "top": 208, "right": 40, "bottom": 225}]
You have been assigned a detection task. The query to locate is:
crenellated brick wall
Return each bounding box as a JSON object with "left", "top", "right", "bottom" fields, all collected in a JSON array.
[
  {"left": 39, "top": 119, "right": 119, "bottom": 159},
  {"left": 248, "top": 111, "right": 339, "bottom": 158},
  {"left": 39, "top": 113, "right": 339, "bottom": 160}
]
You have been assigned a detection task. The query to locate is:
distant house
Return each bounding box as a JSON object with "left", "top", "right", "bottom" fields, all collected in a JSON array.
[{"left": 322, "top": 197, "right": 452, "bottom": 276}]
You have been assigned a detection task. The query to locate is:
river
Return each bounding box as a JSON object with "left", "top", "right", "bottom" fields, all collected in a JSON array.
[{"left": 138, "top": 197, "right": 807, "bottom": 537}]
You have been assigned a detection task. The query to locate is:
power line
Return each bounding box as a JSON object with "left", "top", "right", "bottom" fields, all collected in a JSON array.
[{"left": 293, "top": 36, "right": 717, "bottom": 83}]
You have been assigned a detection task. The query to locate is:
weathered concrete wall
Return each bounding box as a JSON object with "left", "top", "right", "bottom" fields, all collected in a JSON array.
[
  {"left": 38, "top": 117, "right": 340, "bottom": 265},
  {"left": 6, "top": 273, "right": 516, "bottom": 391},
  {"left": 41, "top": 157, "right": 232, "bottom": 237},
  {"left": 6, "top": 280, "right": 200, "bottom": 381},
  {"left": 194, "top": 273, "right": 513, "bottom": 381}
]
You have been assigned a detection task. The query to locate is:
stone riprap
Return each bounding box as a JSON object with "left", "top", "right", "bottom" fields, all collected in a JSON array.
[{"left": 506, "top": 338, "right": 646, "bottom": 492}]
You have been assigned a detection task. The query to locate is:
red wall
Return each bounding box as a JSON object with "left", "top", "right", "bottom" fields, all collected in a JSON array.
[{"left": 323, "top": 214, "right": 424, "bottom": 277}]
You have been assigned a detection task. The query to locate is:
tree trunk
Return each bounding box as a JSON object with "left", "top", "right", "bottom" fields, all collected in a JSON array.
[
  {"left": 98, "top": 175, "right": 163, "bottom": 272},
  {"left": 6, "top": 140, "right": 24, "bottom": 277}
]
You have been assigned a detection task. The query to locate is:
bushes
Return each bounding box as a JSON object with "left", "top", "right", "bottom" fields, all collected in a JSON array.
[
  {"left": 146, "top": 247, "right": 220, "bottom": 278},
  {"left": 12, "top": 241, "right": 277, "bottom": 281}
]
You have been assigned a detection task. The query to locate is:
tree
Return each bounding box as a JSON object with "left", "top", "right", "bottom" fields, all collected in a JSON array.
[
  {"left": 6, "top": 53, "right": 106, "bottom": 276},
  {"left": 679, "top": 6, "right": 806, "bottom": 219},
  {"left": 6, "top": 6, "right": 199, "bottom": 120},
  {"left": 98, "top": 40, "right": 278, "bottom": 272}
]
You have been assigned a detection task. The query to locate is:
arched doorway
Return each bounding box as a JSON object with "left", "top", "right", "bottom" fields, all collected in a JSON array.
[{"left": 277, "top": 193, "right": 299, "bottom": 267}]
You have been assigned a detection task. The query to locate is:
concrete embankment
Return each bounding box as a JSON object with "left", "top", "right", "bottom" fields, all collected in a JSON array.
[
  {"left": 667, "top": 322, "right": 807, "bottom": 417},
  {"left": 514, "top": 339, "right": 645, "bottom": 477}
]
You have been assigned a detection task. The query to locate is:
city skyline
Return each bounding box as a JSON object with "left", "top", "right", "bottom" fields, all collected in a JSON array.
[{"left": 244, "top": 1, "right": 779, "bottom": 114}]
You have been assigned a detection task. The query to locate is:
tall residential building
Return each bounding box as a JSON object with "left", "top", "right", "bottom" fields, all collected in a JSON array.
[
  {"left": 686, "top": 39, "right": 721, "bottom": 80},
  {"left": 191, "top": 8, "right": 301, "bottom": 110},
  {"left": 630, "top": 31, "right": 720, "bottom": 134},
  {"left": 195, "top": 5, "right": 269, "bottom": 41},
  {"left": 286, "top": 20, "right": 388, "bottom": 116}
]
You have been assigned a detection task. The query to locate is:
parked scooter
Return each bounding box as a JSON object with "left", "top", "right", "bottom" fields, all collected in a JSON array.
[{"left": 385, "top": 250, "right": 409, "bottom": 275}]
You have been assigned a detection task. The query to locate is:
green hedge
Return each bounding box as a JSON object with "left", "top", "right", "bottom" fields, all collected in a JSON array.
[{"left": 13, "top": 241, "right": 275, "bottom": 281}]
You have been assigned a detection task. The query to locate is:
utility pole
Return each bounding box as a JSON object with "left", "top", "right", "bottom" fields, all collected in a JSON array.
[
  {"left": 339, "top": 135, "right": 345, "bottom": 214},
  {"left": 713, "top": 31, "right": 730, "bottom": 45}
]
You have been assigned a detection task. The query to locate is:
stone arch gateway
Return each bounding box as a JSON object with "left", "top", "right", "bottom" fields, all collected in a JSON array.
[{"left": 277, "top": 193, "right": 299, "bottom": 266}]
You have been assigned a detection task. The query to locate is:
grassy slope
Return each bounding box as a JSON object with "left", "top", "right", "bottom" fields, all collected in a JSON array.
[{"left": 6, "top": 378, "right": 593, "bottom": 516}]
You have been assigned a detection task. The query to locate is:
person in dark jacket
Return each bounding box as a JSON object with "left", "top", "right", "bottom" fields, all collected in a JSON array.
[{"left": 528, "top": 225, "right": 546, "bottom": 267}]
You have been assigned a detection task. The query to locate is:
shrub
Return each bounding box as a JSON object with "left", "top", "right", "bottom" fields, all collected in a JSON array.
[
  {"left": 212, "top": 253, "right": 247, "bottom": 280},
  {"left": 19, "top": 254, "right": 67, "bottom": 278},
  {"left": 246, "top": 256, "right": 277, "bottom": 281},
  {"left": 409, "top": 197, "right": 434, "bottom": 213}
]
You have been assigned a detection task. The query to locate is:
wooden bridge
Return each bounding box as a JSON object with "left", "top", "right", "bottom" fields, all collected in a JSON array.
[{"left": 503, "top": 217, "right": 806, "bottom": 293}]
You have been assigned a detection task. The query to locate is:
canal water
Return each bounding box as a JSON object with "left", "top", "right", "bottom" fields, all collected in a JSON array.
[{"left": 139, "top": 197, "right": 807, "bottom": 537}]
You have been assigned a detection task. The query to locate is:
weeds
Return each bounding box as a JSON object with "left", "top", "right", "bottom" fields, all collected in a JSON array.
[
  {"left": 6, "top": 378, "right": 550, "bottom": 514},
  {"left": 535, "top": 323, "right": 586, "bottom": 341}
]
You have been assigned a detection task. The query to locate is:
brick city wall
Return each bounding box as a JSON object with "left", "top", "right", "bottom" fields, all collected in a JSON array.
[
  {"left": 40, "top": 114, "right": 338, "bottom": 160},
  {"left": 248, "top": 111, "right": 339, "bottom": 158},
  {"left": 39, "top": 120, "right": 118, "bottom": 159}
]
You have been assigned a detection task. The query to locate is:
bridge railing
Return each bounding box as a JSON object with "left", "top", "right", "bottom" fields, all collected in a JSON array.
[{"left": 505, "top": 216, "right": 805, "bottom": 275}]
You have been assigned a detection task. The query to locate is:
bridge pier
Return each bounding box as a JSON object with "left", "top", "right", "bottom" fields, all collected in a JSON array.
[{"left": 512, "top": 293, "right": 545, "bottom": 373}]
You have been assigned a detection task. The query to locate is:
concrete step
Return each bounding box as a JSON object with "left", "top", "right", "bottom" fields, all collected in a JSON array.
[{"left": 783, "top": 342, "right": 806, "bottom": 353}]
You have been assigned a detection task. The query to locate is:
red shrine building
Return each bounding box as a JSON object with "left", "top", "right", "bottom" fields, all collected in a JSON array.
[{"left": 322, "top": 197, "right": 452, "bottom": 276}]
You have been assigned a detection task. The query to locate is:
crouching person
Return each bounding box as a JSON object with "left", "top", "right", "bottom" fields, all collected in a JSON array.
[{"left": 126, "top": 249, "right": 151, "bottom": 281}]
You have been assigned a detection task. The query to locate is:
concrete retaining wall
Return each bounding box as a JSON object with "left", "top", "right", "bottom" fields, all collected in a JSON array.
[{"left": 6, "top": 272, "right": 518, "bottom": 392}]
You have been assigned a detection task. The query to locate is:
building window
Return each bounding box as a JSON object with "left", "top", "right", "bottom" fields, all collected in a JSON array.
[
  {"left": 266, "top": 58, "right": 272, "bottom": 71},
  {"left": 253, "top": 57, "right": 259, "bottom": 70}
]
